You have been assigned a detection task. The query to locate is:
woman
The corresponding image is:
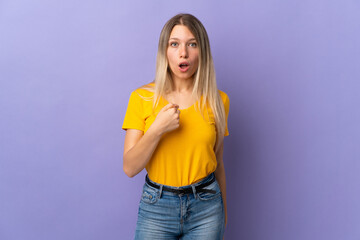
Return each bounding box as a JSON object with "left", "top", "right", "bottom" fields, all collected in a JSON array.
[{"left": 122, "top": 13, "right": 230, "bottom": 239}]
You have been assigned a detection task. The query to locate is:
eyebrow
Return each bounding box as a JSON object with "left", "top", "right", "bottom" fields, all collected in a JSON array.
[{"left": 169, "top": 37, "right": 197, "bottom": 41}]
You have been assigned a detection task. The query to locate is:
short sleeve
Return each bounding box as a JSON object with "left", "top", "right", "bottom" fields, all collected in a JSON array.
[
  {"left": 122, "top": 91, "right": 145, "bottom": 132},
  {"left": 223, "top": 94, "right": 230, "bottom": 137}
]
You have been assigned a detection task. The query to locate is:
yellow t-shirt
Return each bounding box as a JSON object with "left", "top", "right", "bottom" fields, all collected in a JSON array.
[{"left": 122, "top": 86, "right": 230, "bottom": 187}]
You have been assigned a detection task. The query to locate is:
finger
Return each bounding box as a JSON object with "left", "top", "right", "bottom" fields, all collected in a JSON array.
[
  {"left": 174, "top": 107, "right": 181, "bottom": 114},
  {"left": 168, "top": 104, "right": 179, "bottom": 111},
  {"left": 162, "top": 103, "right": 176, "bottom": 111}
]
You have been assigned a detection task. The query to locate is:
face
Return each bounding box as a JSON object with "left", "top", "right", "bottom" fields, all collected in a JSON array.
[{"left": 167, "top": 25, "right": 199, "bottom": 82}]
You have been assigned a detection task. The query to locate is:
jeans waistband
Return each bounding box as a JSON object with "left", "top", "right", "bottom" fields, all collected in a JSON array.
[{"left": 145, "top": 173, "right": 216, "bottom": 196}]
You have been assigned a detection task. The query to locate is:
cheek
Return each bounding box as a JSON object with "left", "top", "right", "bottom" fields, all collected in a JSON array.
[
  {"left": 167, "top": 51, "right": 176, "bottom": 66},
  {"left": 166, "top": 52, "right": 177, "bottom": 73},
  {"left": 192, "top": 50, "right": 199, "bottom": 65},
  {"left": 193, "top": 56, "right": 199, "bottom": 69}
]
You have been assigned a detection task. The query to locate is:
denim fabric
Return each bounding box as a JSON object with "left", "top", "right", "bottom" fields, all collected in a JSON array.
[{"left": 134, "top": 173, "right": 225, "bottom": 240}]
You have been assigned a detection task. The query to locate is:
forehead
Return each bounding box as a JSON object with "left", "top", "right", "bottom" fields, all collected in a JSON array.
[{"left": 169, "top": 25, "right": 196, "bottom": 40}]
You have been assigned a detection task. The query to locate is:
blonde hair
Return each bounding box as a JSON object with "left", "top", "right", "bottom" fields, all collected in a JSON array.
[{"left": 138, "top": 13, "right": 226, "bottom": 154}]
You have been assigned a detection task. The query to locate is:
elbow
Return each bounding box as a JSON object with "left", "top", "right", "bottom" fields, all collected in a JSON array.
[
  {"left": 123, "top": 165, "right": 136, "bottom": 178},
  {"left": 124, "top": 169, "right": 136, "bottom": 178},
  {"left": 123, "top": 159, "right": 136, "bottom": 178}
]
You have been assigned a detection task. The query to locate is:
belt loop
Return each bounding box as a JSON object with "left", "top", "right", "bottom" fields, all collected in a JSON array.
[
  {"left": 159, "top": 185, "right": 163, "bottom": 199},
  {"left": 191, "top": 185, "right": 197, "bottom": 199}
]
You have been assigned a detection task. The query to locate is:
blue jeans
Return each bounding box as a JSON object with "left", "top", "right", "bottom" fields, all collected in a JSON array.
[{"left": 134, "top": 173, "right": 225, "bottom": 240}]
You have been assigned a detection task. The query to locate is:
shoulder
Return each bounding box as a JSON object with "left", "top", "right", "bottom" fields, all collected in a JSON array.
[
  {"left": 218, "top": 90, "right": 229, "bottom": 104},
  {"left": 131, "top": 82, "right": 155, "bottom": 100}
]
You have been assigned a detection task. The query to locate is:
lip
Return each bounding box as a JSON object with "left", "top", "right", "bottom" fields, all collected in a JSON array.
[{"left": 178, "top": 61, "right": 190, "bottom": 72}]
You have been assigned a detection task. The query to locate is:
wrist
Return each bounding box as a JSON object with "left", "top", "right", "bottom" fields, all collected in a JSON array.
[{"left": 147, "top": 124, "right": 163, "bottom": 139}]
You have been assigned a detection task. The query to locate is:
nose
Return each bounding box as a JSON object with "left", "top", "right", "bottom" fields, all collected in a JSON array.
[{"left": 179, "top": 44, "right": 188, "bottom": 58}]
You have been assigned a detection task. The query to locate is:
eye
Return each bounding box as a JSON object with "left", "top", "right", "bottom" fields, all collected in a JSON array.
[
  {"left": 169, "top": 42, "right": 178, "bottom": 47},
  {"left": 189, "top": 42, "right": 197, "bottom": 47}
]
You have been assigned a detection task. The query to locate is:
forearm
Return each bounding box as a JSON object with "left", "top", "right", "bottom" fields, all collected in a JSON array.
[
  {"left": 123, "top": 127, "right": 162, "bottom": 178},
  {"left": 215, "top": 159, "right": 227, "bottom": 226}
]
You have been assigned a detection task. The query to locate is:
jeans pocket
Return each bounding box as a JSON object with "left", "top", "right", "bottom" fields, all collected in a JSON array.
[
  {"left": 141, "top": 184, "right": 158, "bottom": 204},
  {"left": 196, "top": 180, "right": 222, "bottom": 201}
]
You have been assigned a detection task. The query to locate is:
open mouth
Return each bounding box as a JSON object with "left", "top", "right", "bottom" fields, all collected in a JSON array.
[
  {"left": 179, "top": 63, "right": 189, "bottom": 68},
  {"left": 178, "top": 62, "right": 190, "bottom": 72}
]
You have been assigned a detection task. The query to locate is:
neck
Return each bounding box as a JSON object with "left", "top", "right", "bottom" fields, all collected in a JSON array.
[{"left": 171, "top": 77, "right": 194, "bottom": 94}]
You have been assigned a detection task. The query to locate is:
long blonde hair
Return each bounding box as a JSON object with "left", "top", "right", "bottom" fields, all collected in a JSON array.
[{"left": 138, "top": 13, "right": 226, "bottom": 154}]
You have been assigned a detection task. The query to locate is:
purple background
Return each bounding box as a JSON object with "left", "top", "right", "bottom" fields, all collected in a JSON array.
[{"left": 1, "top": 0, "right": 360, "bottom": 239}]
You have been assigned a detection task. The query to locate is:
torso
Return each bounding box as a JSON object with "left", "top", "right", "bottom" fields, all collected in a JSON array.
[{"left": 124, "top": 86, "right": 229, "bottom": 186}]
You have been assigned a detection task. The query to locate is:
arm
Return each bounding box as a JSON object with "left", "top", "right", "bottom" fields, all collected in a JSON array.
[
  {"left": 123, "top": 128, "right": 162, "bottom": 178},
  {"left": 123, "top": 103, "right": 180, "bottom": 178},
  {"left": 214, "top": 141, "right": 228, "bottom": 227}
]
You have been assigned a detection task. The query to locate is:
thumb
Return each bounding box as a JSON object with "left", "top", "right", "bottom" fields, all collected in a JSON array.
[{"left": 162, "top": 103, "right": 177, "bottom": 112}]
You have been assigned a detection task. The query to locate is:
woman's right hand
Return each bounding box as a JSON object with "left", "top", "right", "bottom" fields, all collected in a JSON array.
[{"left": 150, "top": 103, "right": 180, "bottom": 135}]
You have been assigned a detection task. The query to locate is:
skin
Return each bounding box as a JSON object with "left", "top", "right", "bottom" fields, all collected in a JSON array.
[
  {"left": 167, "top": 25, "right": 199, "bottom": 92},
  {"left": 165, "top": 25, "right": 199, "bottom": 109},
  {"left": 123, "top": 24, "right": 228, "bottom": 228}
]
